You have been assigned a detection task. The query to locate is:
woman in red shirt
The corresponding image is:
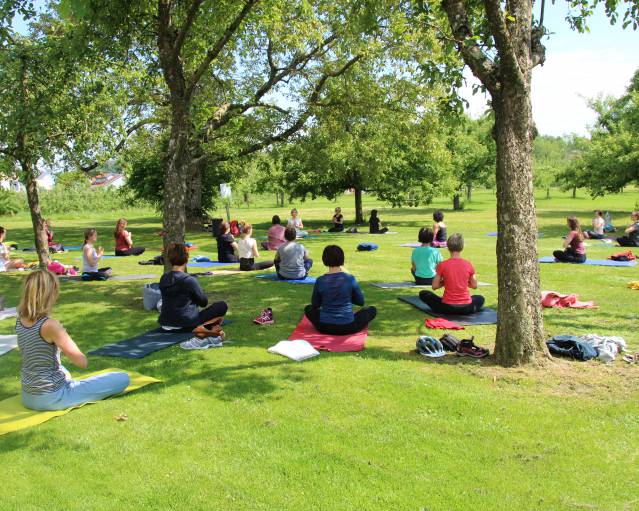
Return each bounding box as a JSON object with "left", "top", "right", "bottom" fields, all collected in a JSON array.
[
  {"left": 418, "top": 233, "right": 484, "bottom": 315},
  {"left": 553, "top": 217, "right": 586, "bottom": 263},
  {"left": 114, "top": 218, "right": 146, "bottom": 256}
]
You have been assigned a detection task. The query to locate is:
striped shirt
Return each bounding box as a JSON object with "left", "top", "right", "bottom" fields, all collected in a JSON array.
[{"left": 16, "top": 316, "right": 66, "bottom": 395}]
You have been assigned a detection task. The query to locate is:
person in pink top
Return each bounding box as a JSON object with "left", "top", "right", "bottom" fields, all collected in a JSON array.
[
  {"left": 261, "top": 215, "right": 286, "bottom": 251},
  {"left": 418, "top": 233, "right": 484, "bottom": 315},
  {"left": 553, "top": 217, "right": 586, "bottom": 263}
]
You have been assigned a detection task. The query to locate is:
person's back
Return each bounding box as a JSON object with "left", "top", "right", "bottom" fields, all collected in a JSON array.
[
  {"left": 158, "top": 271, "right": 207, "bottom": 328},
  {"left": 277, "top": 241, "right": 307, "bottom": 279},
  {"left": 267, "top": 224, "right": 286, "bottom": 250},
  {"left": 412, "top": 245, "right": 442, "bottom": 279},
  {"left": 313, "top": 272, "right": 361, "bottom": 324},
  {"left": 217, "top": 231, "right": 237, "bottom": 262},
  {"left": 437, "top": 257, "right": 474, "bottom": 305}
]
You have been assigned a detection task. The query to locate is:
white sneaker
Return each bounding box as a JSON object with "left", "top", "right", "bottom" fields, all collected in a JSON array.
[{"left": 180, "top": 336, "right": 224, "bottom": 350}]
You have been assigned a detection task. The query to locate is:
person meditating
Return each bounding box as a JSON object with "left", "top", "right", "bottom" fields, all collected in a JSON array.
[
  {"left": 369, "top": 209, "right": 388, "bottom": 234},
  {"left": 411, "top": 227, "right": 442, "bottom": 285},
  {"left": 328, "top": 207, "right": 344, "bottom": 232},
  {"left": 304, "top": 245, "right": 376, "bottom": 334},
  {"left": 44, "top": 219, "right": 65, "bottom": 253},
  {"left": 432, "top": 210, "right": 447, "bottom": 247},
  {"left": 158, "top": 243, "right": 228, "bottom": 335},
  {"left": 0, "top": 226, "right": 25, "bottom": 271},
  {"left": 274, "top": 227, "right": 312, "bottom": 279},
  {"left": 262, "top": 215, "right": 286, "bottom": 251},
  {"left": 238, "top": 223, "right": 275, "bottom": 271},
  {"left": 287, "top": 208, "right": 308, "bottom": 237},
  {"left": 616, "top": 211, "right": 639, "bottom": 247},
  {"left": 114, "top": 218, "right": 145, "bottom": 256},
  {"left": 553, "top": 217, "right": 586, "bottom": 263},
  {"left": 17, "top": 269, "right": 129, "bottom": 411},
  {"left": 584, "top": 210, "right": 605, "bottom": 239},
  {"left": 82, "top": 228, "right": 111, "bottom": 280},
  {"left": 418, "top": 233, "right": 484, "bottom": 315},
  {"left": 216, "top": 221, "right": 239, "bottom": 263}
]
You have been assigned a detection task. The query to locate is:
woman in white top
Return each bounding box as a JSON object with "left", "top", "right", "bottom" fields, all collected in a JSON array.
[
  {"left": 81, "top": 228, "right": 111, "bottom": 281},
  {"left": 287, "top": 208, "right": 308, "bottom": 237},
  {"left": 584, "top": 210, "right": 606, "bottom": 239},
  {"left": 0, "top": 226, "right": 25, "bottom": 271},
  {"left": 238, "top": 223, "right": 275, "bottom": 271}
]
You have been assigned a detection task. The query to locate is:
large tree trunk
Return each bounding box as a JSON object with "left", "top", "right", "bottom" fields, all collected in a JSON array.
[
  {"left": 492, "top": 86, "right": 546, "bottom": 366},
  {"left": 23, "top": 164, "right": 49, "bottom": 268},
  {"left": 185, "top": 161, "right": 204, "bottom": 231},
  {"left": 453, "top": 194, "right": 462, "bottom": 210},
  {"left": 354, "top": 186, "right": 364, "bottom": 224}
]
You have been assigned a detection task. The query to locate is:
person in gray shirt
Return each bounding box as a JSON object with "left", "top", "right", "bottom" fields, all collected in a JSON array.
[{"left": 275, "top": 227, "right": 313, "bottom": 279}]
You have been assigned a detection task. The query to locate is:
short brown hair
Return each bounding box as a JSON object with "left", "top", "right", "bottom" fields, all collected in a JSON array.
[
  {"left": 241, "top": 223, "right": 252, "bottom": 235},
  {"left": 167, "top": 243, "right": 189, "bottom": 266},
  {"left": 447, "top": 233, "right": 464, "bottom": 252}
]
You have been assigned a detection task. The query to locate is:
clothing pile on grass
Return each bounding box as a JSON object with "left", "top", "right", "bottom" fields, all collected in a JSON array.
[
  {"left": 541, "top": 291, "right": 596, "bottom": 309},
  {"left": 546, "top": 334, "right": 627, "bottom": 363}
]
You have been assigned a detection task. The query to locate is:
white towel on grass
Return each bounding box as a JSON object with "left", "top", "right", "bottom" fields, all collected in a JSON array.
[{"left": 268, "top": 339, "right": 319, "bottom": 361}]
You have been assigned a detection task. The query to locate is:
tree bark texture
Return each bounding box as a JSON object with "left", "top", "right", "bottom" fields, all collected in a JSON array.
[
  {"left": 492, "top": 80, "right": 546, "bottom": 365},
  {"left": 453, "top": 194, "right": 462, "bottom": 210},
  {"left": 354, "top": 187, "right": 363, "bottom": 224},
  {"left": 185, "top": 160, "right": 204, "bottom": 231},
  {"left": 572, "top": 187, "right": 576, "bottom": 198},
  {"left": 466, "top": 183, "right": 472, "bottom": 201},
  {"left": 24, "top": 165, "right": 50, "bottom": 268}
]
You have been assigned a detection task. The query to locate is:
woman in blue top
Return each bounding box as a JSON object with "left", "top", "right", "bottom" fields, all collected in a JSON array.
[
  {"left": 304, "top": 245, "right": 377, "bottom": 335},
  {"left": 411, "top": 227, "right": 443, "bottom": 285}
]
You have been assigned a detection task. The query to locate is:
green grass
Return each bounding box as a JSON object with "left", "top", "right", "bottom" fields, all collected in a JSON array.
[{"left": 1, "top": 189, "right": 638, "bottom": 511}]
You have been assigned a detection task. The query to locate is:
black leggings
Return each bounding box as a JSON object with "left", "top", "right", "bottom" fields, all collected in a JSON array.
[
  {"left": 418, "top": 290, "right": 484, "bottom": 315},
  {"left": 116, "top": 247, "right": 145, "bottom": 256},
  {"left": 616, "top": 236, "right": 639, "bottom": 247},
  {"left": 161, "top": 301, "right": 228, "bottom": 333},
  {"left": 82, "top": 267, "right": 112, "bottom": 281},
  {"left": 239, "top": 257, "right": 274, "bottom": 271},
  {"left": 370, "top": 227, "right": 389, "bottom": 234},
  {"left": 304, "top": 304, "right": 377, "bottom": 335},
  {"left": 411, "top": 270, "right": 433, "bottom": 285},
  {"left": 585, "top": 231, "right": 605, "bottom": 239},
  {"left": 328, "top": 225, "right": 344, "bottom": 232},
  {"left": 553, "top": 248, "right": 586, "bottom": 263}
]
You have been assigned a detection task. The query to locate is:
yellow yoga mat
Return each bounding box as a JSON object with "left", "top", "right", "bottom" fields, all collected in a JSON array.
[{"left": 0, "top": 369, "right": 161, "bottom": 436}]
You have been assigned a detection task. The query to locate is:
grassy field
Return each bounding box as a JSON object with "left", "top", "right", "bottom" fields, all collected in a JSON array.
[{"left": 1, "top": 189, "right": 638, "bottom": 511}]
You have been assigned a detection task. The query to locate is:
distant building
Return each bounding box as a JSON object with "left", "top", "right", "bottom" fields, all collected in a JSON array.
[
  {"left": 1, "top": 172, "right": 53, "bottom": 191},
  {"left": 90, "top": 172, "right": 126, "bottom": 188},
  {"left": 36, "top": 172, "right": 54, "bottom": 190},
  {"left": 0, "top": 178, "right": 23, "bottom": 192}
]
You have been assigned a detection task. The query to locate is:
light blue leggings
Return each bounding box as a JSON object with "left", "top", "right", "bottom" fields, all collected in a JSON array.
[{"left": 22, "top": 371, "right": 130, "bottom": 411}]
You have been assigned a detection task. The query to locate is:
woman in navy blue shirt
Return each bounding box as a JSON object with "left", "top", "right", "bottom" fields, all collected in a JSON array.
[{"left": 304, "top": 245, "right": 377, "bottom": 335}]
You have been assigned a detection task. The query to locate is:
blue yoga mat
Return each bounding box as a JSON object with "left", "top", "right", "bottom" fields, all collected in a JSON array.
[
  {"left": 488, "top": 232, "right": 544, "bottom": 237},
  {"left": 397, "top": 295, "right": 497, "bottom": 325},
  {"left": 89, "top": 329, "right": 195, "bottom": 358},
  {"left": 539, "top": 256, "right": 637, "bottom": 267},
  {"left": 63, "top": 245, "right": 83, "bottom": 251},
  {"left": 187, "top": 261, "right": 237, "bottom": 268},
  {"left": 256, "top": 274, "right": 316, "bottom": 284}
]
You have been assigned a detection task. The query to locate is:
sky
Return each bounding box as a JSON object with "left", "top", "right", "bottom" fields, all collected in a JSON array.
[
  {"left": 461, "top": 3, "right": 639, "bottom": 137},
  {"left": 12, "top": 2, "right": 638, "bottom": 138}
]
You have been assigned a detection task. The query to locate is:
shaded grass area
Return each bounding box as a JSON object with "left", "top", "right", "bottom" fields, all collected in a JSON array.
[{"left": 1, "top": 189, "right": 639, "bottom": 510}]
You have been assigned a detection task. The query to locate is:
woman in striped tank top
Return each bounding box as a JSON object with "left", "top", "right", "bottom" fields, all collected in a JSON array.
[{"left": 16, "top": 270, "right": 129, "bottom": 411}]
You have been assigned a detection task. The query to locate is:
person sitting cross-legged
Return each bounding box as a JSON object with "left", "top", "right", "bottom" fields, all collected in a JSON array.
[
  {"left": 304, "top": 245, "right": 376, "bottom": 335},
  {"left": 158, "top": 243, "right": 228, "bottom": 334},
  {"left": 411, "top": 227, "right": 442, "bottom": 285},
  {"left": 274, "top": 227, "right": 312, "bottom": 279},
  {"left": 418, "top": 233, "right": 484, "bottom": 315}
]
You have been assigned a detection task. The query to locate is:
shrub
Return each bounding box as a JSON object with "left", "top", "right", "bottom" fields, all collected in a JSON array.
[{"left": 0, "top": 189, "right": 26, "bottom": 216}]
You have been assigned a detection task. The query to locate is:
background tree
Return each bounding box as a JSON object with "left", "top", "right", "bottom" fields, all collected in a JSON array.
[
  {"left": 532, "top": 135, "right": 580, "bottom": 199},
  {"left": 559, "top": 69, "right": 639, "bottom": 197}
]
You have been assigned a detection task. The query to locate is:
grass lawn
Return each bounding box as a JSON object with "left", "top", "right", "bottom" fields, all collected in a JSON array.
[{"left": 1, "top": 189, "right": 638, "bottom": 511}]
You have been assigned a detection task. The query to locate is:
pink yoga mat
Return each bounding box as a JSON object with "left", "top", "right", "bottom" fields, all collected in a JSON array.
[{"left": 288, "top": 316, "right": 367, "bottom": 352}]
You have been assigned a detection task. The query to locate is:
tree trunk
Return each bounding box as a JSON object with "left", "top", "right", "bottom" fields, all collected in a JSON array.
[
  {"left": 546, "top": 187, "right": 550, "bottom": 199},
  {"left": 185, "top": 161, "right": 204, "bottom": 231},
  {"left": 453, "top": 194, "right": 462, "bottom": 210},
  {"left": 572, "top": 187, "right": 576, "bottom": 198},
  {"left": 354, "top": 186, "right": 364, "bottom": 224},
  {"left": 492, "top": 87, "right": 546, "bottom": 366},
  {"left": 23, "top": 164, "right": 49, "bottom": 268},
  {"left": 466, "top": 182, "right": 472, "bottom": 201}
]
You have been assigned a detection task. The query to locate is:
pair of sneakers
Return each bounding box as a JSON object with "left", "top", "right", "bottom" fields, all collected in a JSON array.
[
  {"left": 254, "top": 308, "right": 274, "bottom": 325},
  {"left": 180, "top": 336, "right": 224, "bottom": 350}
]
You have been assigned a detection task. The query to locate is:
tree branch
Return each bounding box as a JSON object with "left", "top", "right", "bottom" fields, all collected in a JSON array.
[
  {"left": 207, "top": 53, "right": 362, "bottom": 164},
  {"left": 441, "top": 0, "right": 499, "bottom": 95},
  {"left": 173, "top": 0, "right": 204, "bottom": 54},
  {"left": 482, "top": 0, "right": 524, "bottom": 86},
  {"left": 186, "top": 0, "right": 258, "bottom": 99}
]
